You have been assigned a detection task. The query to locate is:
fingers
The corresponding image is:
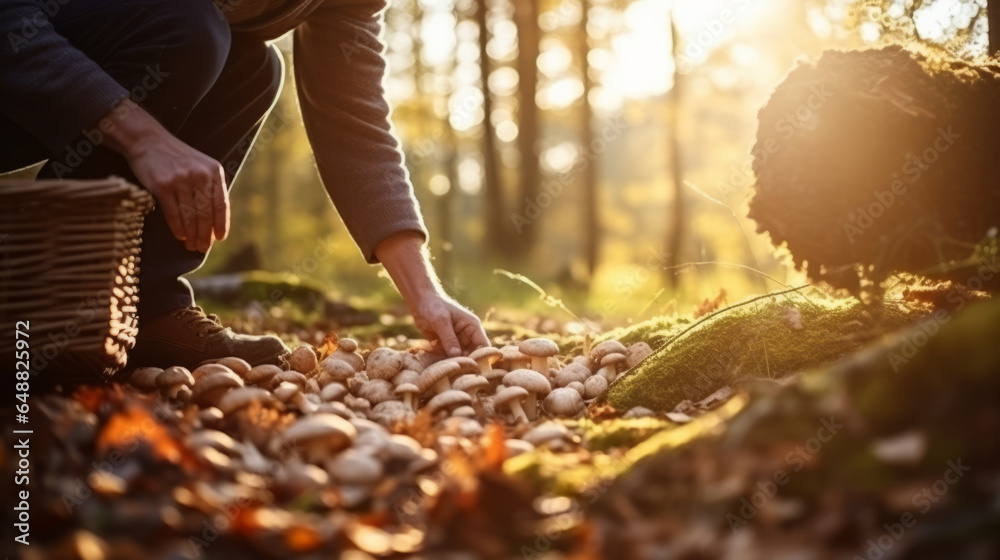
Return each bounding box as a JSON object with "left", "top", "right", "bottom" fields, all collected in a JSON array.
[
  {"left": 430, "top": 314, "right": 462, "bottom": 358},
  {"left": 193, "top": 175, "right": 213, "bottom": 253},
  {"left": 156, "top": 189, "right": 187, "bottom": 244},
  {"left": 173, "top": 177, "right": 199, "bottom": 252}
]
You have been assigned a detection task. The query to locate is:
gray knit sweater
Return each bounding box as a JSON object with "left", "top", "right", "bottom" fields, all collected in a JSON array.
[{"left": 0, "top": 0, "right": 428, "bottom": 263}]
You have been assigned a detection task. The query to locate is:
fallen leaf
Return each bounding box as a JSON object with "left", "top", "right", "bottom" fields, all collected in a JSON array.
[{"left": 316, "top": 331, "right": 340, "bottom": 361}]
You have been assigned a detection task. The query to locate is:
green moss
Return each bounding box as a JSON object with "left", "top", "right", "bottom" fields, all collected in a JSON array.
[
  {"left": 563, "top": 417, "right": 674, "bottom": 451},
  {"left": 602, "top": 294, "right": 918, "bottom": 412}
]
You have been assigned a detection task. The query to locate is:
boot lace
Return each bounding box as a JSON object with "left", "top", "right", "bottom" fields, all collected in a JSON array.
[{"left": 169, "top": 306, "right": 225, "bottom": 338}]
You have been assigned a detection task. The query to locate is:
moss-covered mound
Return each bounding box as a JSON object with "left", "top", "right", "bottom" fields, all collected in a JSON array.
[
  {"left": 749, "top": 46, "right": 1000, "bottom": 295},
  {"left": 602, "top": 294, "right": 918, "bottom": 412}
]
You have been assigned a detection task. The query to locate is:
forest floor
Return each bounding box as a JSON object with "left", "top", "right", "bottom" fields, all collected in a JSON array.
[{"left": 6, "top": 282, "right": 1000, "bottom": 560}]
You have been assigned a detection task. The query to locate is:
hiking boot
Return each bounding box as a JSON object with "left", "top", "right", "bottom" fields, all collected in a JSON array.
[{"left": 129, "top": 306, "right": 290, "bottom": 369}]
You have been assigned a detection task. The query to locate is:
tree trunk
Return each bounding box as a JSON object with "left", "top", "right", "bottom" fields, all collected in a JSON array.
[
  {"left": 513, "top": 0, "right": 540, "bottom": 255},
  {"left": 989, "top": 0, "right": 1000, "bottom": 55},
  {"left": 665, "top": 13, "right": 685, "bottom": 287},
  {"left": 477, "top": 0, "right": 508, "bottom": 256},
  {"left": 580, "top": 0, "right": 598, "bottom": 280}
]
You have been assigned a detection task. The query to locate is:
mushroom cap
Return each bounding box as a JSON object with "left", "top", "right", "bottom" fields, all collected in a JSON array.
[
  {"left": 217, "top": 387, "right": 273, "bottom": 415},
  {"left": 331, "top": 348, "right": 364, "bottom": 372},
  {"left": 400, "top": 352, "right": 425, "bottom": 373},
  {"left": 626, "top": 342, "right": 654, "bottom": 368},
  {"left": 452, "top": 374, "right": 489, "bottom": 395},
  {"left": 518, "top": 338, "right": 559, "bottom": 358},
  {"left": 502, "top": 369, "right": 552, "bottom": 396},
  {"left": 523, "top": 421, "right": 572, "bottom": 446},
  {"left": 566, "top": 381, "right": 585, "bottom": 396},
  {"left": 320, "top": 382, "right": 349, "bottom": 402},
  {"left": 469, "top": 346, "right": 502, "bottom": 364},
  {"left": 417, "top": 360, "right": 462, "bottom": 393},
  {"left": 554, "top": 364, "right": 591, "bottom": 387},
  {"left": 395, "top": 383, "right": 419, "bottom": 396},
  {"left": 544, "top": 388, "right": 585, "bottom": 416},
  {"left": 393, "top": 369, "right": 419, "bottom": 387},
  {"left": 273, "top": 381, "right": 301, "bottom": 402},
  {"left": 192, "top": 363, "right": 235, "bottom": 381},
  {"left": 245, "top": 364, "right": 282, "bottom": 386},
  {"left": 601, "top": 352, "right": 627, "bottom": 367},
  {"left": 451, "top": 356, "right": 480, "bottom": 375},
  {"left": 338, "top": 338, "right": 359, "bottom": 353},
  {"left": 483, "top": 368, "right": 507, "bottom": 383},
  {"left": 325, "top": 449, "right": 383, "bottom": 484},
  {"left": 319, "top": 357, "right": 356, "bottom": 383},
  {"left": 499, "top": 345, "right": 528, "bottom": 366},
  {"left": 365, "top": 347, "right": 403, "bottom": 380},
  {"left": 216, "top": 357, "right": 251, "bottom": 377},
  {"left": 426, "top": 390, "right": 473, "bottom": 415},
  {"left": 288, "top": 346, "right": 319, "bottom": 374},
  {"left": 191, "top": 370, "right": 244, "bottom": 406},
  {"left": 583, "top": 374, "right": 608, "bottom": 399},
  {"left": 357, "top": 379, "right": 395, "bottom": 404},
  {"left": 590, "top": 340, "right": 627, "bottom": 362},
  {"left": 571, "top": 355, "right": 596, "bottom": 372},
  {"left": 493, "top": 385, "right": 529, "bottom": 406},
  {"left": 271, "top": 370, "right": 308, "bottom": 389},
  {"left": 283, "top": 413, "right": 356, "bottom": 452},
  {"left": 452, "top": 406, "right": 476, "bottom": 418},
  {"left": 130, "top": 367, "right": 163, "bottom": 391},
  {"left": 156, "top": 366, "right": 194, "bottom": 389}
]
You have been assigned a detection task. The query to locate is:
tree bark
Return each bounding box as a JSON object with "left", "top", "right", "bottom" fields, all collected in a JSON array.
[
  {"left": 665, "top": 13, "right": 685, "bottom": 287},
  {"left": 477, "top": 0, "right": 508, "bottom": 256},
  {"left": 513, "top": 0, "right": 540, "bottom": 255},
  {"left": 580, "top": 0, "right": 598, "bottom": 279}
]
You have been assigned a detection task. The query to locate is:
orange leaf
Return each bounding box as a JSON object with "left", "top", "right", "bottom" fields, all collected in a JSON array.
[
  {"left": 482, "top": 422, "right": 507, "bottom": 470},
  {"left": 316, "top": 331, "right": 339, "bottom": 362},
  {"left": 74, "top": 386, "right": 106, "bottom": 413},
  {"left": 285, "top": 524, "right": 322, "bottom": 552},
  {"left": 96, "top": 406, "right": 196, "bottom": 469}
]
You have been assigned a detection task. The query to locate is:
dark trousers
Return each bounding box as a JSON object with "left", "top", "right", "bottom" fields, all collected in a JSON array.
[{"left": 0, "top": 0, "right": 283, "bottom": 318}]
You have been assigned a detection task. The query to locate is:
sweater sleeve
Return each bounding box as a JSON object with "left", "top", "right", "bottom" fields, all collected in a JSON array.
[
  {"left": 0, "top": 0, "right": 130, "bottom": 154},
  {"left": 293, "top": 0, "right": 428, "bottom": 264}
]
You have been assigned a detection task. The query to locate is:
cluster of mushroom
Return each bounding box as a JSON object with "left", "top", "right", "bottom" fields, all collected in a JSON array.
[{"left": 130, "top": 337, "right": 654, "bottom": 428}]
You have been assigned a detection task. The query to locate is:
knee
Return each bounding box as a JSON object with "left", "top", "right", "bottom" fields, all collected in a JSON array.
[{"left": 150, "top": 0, "right": 232, "bottom": 94}]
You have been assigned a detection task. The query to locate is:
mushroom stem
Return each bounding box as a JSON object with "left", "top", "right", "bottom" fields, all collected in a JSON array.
[
  {"left": 508, "top": 400, "right": 529, "bottom": 423},
  {"left": 523, "top": 394, "right": 539, "bottom": 420},
  {"left": 403, "top": 393, "right": 415, "bottom": 411},
  {"left": 293, "top": 393, "right": 318, "bottom": 415},
  {"left": 433, "top": 377, "right": 451, "bottom": 394},
  {"left": 598, "top": 365, "right": 617, "bottom": 384},
  {"left": 529, "top": 356, "right": 548, "bottom": 375},
  {"left": 477, "top": 362, "right": 492, "bottom": 374}
]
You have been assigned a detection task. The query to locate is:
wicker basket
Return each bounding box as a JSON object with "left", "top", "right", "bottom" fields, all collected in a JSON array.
[{"left": 0, "top": 177, "right": 154, "bottom": 380}]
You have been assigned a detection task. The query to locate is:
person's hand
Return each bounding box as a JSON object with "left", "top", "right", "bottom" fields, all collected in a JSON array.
[
  {"left": 410, "top": 291, "right": 489, "bottom": 357},
  {"left": 101, "top": 99, "right": 230, "bottom": 253}
]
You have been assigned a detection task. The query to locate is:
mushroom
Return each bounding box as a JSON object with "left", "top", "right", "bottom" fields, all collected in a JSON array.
[
  {"left": 566, "top": 381, "right": 585, "bottom": 397},
  {"left": 590, "top": 340, "right": 627, "bottom": 364},
  {"left": 365, "top": 347, "right": 403, "bottom": 380},
  {"left": 371, "top": 400, "right": 413, "bottom": 426},
  {"left": 331, "top": 339, "right": 365, "bottom": 372},
  {"left": 400, "top": 352, "right": 425, "bottom": 373},
  {"left": 469, "top": 346, "right": 502, "bottom": 373},
  {"left": 505, "top": 439, "right": 535, "bottom": 458},
  {"left": 524, "top": 421, "right": 572, "bottom": 450},
  {"left": 544, "top": 388, "right": 585, "bottom": 417},
  {"left": 417, "top": 360, "right": 462, "bottom": 395},
  {"left": 597, "top": 353, "right": 627, "bottom": 383},
  {"left": 245, "top": 364, "right": 282, "bottom": 387},
  {"left": 325, "top": 449, "right": 383, "bottom": 485},
  {"left": 395, "top": 383, "right": 419, "bottom": 411},
  {"left": 392, "top": 369, "right": 419, "bottom": 387},
  {"left": 452, "top": 406, "right": 476, "bottom": 418},
  {"left": 625, "top": 342, "right": 654, "bottom": 368},
  {"left": 318, "top": 357, "right": 355, "bottom": 386},
  {"left": 216, "top": 357, "right": 251, "bottom": 377},
  {"left": 426, "top": 390, "right": 473, "bottom": 416},
  {"left": 483, "top": 367, "right": 507, "bottom": 390},
  {"left": 493, "top": 386, "right": 530, "bottom": 424},
  {"left": 499, "top": 345, "right": 530, "bottom": 370},
  {"left": 271, "top": 370, "right": 308, "bottom": 389},
  {"left": 502, "top": 369, "right": 551, "bottom": 420},
  {"left": 554, "top": 363, "right": 590, "bottom": 387},
  {"left": 357, "top": 379, "right": 395, "bottom": 405},
  {"left": 156, "top": 366, "right": 194, "bottom": 400},
  {"left": 320, "top": 382, "right": 349, "bottom": 402},
  {"left": 452, "top": 374, "right": 489, "bottom": 404},
  {"left": 130, "top": 367, "right": 163, "bottom": 391},
  {"left": 583, "top": 374, "right": 608, "bottom": 400},
  {"left": 191, "top": 370, "right": 244, "bottom": 407},
  {"left": 518, "top": 338, "right": 559, "bottom": 375},
  {"left": 338, "top": 338, "right": 359, "bottom": 353},
  {"left": 347, "top": 370, "right": 369, "bottom": 395},
  {"left": 192, "top": 363, "right": 236, "bottom": 382},
  {"left": 288, "top": 346, "right": 319, "bottom": 374},
  {"left": 282, "top": 414, "right": 356, "bottom": 463},
  {"left": 273, "top": 381, "right": 318, "bottom": 415},
  {"left": 217, "top": 387, "right": 273, "bottom": 416}
]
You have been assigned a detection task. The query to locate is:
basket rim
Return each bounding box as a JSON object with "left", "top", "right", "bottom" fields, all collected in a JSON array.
[{"left": 0, "top": 176, "right": 154, "bottom": 207}]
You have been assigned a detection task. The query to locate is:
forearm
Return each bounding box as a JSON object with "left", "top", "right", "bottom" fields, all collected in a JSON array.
[
  {"left": 374, "top": 232, "right": 442, "bottom": 307},
  {"left": 98, "top": 99, "right": 174, "bottom": 160}
]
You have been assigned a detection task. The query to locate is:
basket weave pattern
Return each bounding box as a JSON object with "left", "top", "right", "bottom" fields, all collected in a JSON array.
[{"left": 1, "top": 177, "right": 154, "bottom": 378}]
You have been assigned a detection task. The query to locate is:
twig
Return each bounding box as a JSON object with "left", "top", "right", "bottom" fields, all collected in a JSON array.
[{"left": 493, "top": 268, "right": 591, "bottom": 329}]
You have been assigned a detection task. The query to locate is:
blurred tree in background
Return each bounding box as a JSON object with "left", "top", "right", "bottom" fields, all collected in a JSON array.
[{"left": 197, "top": 0, "right": 991, "bottom": 326}]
